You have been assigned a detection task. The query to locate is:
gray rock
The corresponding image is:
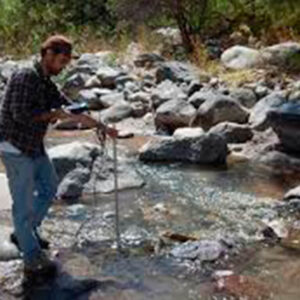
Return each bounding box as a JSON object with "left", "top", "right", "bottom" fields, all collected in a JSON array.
[
  {"left": 268, "top": 103, "right": 300, "bottom": 152},
  {"left": 255, "top": 85, "right": 271, "bottom": 99},
  {"left": 123, "top": 81, "right": 140, "bottom": 94},
  {"left": 151, "top": 80, "right": 186, "bottom": 109},
  {"left": 221, "top": 46, "right": 262, "bottom": 69},
  {"left": 57, "top": 167, "right": 90, "bottom": 199},
  {"left": 261, "top": 42, "right": 300, "bottom": 70},
  {"left": 84, "top": 75, "right": 102, "bottom": 88},
  {"left": 121, "top": 225, "right": 151, "bottom": 247},
  {"left": 78, "top": 89, "right": 102, "bottom": 110},
  {"left": 100, "top": 92, "right": 125, "bottom": 108},
  {"left": 0, "top": 60, "right": 18, "bottom": 82},
  {"left": 173, "top": 127, "right": 204, "bottom": 139},
  {"left": 188, "top": 80, "right": 203, "bottom": 97},
  {"left": 139, "top": 132, "right": 228, "bottom": 165},
  {"left": 188, "top": 90, "right": 218, "bottom": 108},
  {"left": 288, "top": 90, "right": 300, "bottom": 102},
  {"left": 75, "top": 52, "right": 114, "bottom": 74},
  {"left": 49, "top": 142, "right": 144, "bottom": 198},
  {"left": 84, "top": 156, "right": 144, "bottom": 194},
  {"left": 170, "top": 240, "right": 224, "bottom": 261},
  {"left": 131, "top": 101, "right": 150, "bottom": 118},
  {"left": 0, "top": 58, "right": 35, "bottom": 83},
  {"left": 101, "top": 101, "right": 133, "bottom": 123},
  {"left": 96, "top": 67, "right": 125, "bottom": 89},
  {"left": 66, "top": 204, "right": 88, "bottom": 219},
  {"left": 62, "top": 73, "right": 91, "bottom": 99},
  {"left": 155, "top": 99, "right": 196, "bottom": 134},
  {"left": 67, "top": 53, "right": 109, "bottom": 77},
  {"left": 0, "top": 227, "right": 20, "bottom": 261},
  {"left": 128, "top": 91, "right": 151, "bottom": 104},
  {"left": 48, "top": 142, "right": 100, "bottom": 181},
  {"left": 249, "top": 92, "right": 286, "bottom": 131},
  {"left": 209, "top": 122, "right": 253, "bottom": 143},
  {"left": 230, "top": 88, "right": 257, "bottom": 108},
  {"left": 155, "top": 61, "right": 199, "bottom": 83},
  {"left": 192, "top": 95, "right": 249, "bottom": 130},
  {"left": 284, "top": 186, "right": 300, "bottom": 201},
  {"left": 77, "top": 53, "right": 104, "bottom": 67},
  {"left": 257, "top": 150, "right": 300, "bottom": 174},
  {"left": 115, "top": 75, "right": 134, "bottom": 88}
]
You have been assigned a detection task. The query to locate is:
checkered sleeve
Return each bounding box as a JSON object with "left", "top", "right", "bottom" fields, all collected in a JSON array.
[{"left": 8, "top": 70, "right": 38, "bottom": 124}]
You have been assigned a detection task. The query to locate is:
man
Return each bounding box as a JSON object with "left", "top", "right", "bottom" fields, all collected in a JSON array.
[{"left": 0, "top": 35, "right": 117, "bottom": 276}]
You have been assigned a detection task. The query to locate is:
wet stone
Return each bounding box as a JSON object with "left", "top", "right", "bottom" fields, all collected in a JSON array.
[
  {"left": 121, "top": 225, "right": 152, "bottom": 247},
  {"left": 66, "top": 204, "right": 88, "bottom": 220},
  {"left": 170, "top": 240, "right": 225, "bottom": 262}
]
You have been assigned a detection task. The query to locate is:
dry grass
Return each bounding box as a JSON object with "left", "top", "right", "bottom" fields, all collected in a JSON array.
[{"left": 219, "top": 69, "right": 260, "bottom": 88}]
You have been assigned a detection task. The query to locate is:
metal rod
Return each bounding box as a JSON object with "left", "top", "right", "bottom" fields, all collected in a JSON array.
[{"left": 113, "top": 129, "right": 121, "bottom": 252}]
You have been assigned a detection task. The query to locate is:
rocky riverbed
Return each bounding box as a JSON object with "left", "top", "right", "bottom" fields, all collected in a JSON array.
[{"left": 1, "top": 41, "right": 300, "bottom": 299}]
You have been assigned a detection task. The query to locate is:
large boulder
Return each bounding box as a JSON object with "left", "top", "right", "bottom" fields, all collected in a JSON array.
[
  {"left": 221, "top": 46, "right": 262, "bottom": 69},
  {"left": 151, "top": 80, "right": 186, "bottom": 109},
  {"left": 188, "top": 90, "right": 220, "bottom": 109},
  {"left": 96, "top": 67, "right": 126, "bottom": 89},
  {"left": 261, "top": 42, "right": 300, "bottom": 70},
  {"left": 154, "top": 99, "right": 196, "bottom": 134},
  {"left": 209, "top": 122, "right": 253, "bottom": 144},
  {"left": 48, "top": 142, "right": 144, "bottom": 199},
  {"left": 191, "top": 95, "right": 249, "bottom": 130},
  {"left": 155, "top": 61, "right": 199, "bottom": 83},
  {"left": 256, "top": 150, "right": 300, "bottom": 175},
  {"left": 70, "top": 52, "right": 114, "bottom": 75},
  {"left": 268, "top": 102, "right": 300, "bottom": 152},
  {"left": 230, "top": 87, "right": 257, "bottom": 108},
  {"left": 101, "top": 101, "right": 133, "bottom": 123},
  {"left": 0, "top": 58, "right": 34, "bottom": 83},
  {"left": 48, "top": 142, "right": 99, "bottom": 181},
  {"left": 139, "top": 132, "right": 228, "bottom": 165},
  {"left": 249, "top": 92, "right": 286, "bottom": 131}
]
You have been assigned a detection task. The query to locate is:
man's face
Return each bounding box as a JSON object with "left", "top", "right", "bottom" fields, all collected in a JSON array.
[{"left": 44, "top": 51, "right": 71, "bottom": 76}]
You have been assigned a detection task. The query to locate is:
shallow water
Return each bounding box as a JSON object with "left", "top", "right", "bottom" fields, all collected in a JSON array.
[
  {"left": 48, "top": 158, "right": 300, "bottom": 300},
  {"left": 2, "top": 132, "right": 300, "bottom": 299}
]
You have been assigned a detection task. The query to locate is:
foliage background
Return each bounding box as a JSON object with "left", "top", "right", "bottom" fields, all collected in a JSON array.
[{"left": 1, "top": 0, "right": 300, "bottom": 56}]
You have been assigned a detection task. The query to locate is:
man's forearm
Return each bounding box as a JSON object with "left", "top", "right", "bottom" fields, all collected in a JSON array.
[{"left": 33, "top": 109, "right": 72, "bottom": 123}]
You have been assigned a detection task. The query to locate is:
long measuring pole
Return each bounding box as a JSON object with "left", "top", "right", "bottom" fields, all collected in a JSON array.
[{"left": 112, "top": 128, "right": 121, "bottom": 252}]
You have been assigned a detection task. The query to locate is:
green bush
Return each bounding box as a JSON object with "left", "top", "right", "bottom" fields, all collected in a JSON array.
[{"left": 1, "top": 0, "right": 300, "bottom": 56}]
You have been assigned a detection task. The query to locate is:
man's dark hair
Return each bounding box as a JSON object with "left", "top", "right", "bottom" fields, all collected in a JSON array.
[{"left": 41, "top": 35, "right": 73, "bottom": 57}]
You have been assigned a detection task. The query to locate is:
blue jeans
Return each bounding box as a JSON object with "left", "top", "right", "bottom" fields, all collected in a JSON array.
[{"left": 1, "top": 152, "right": 58, "bottom": 264}]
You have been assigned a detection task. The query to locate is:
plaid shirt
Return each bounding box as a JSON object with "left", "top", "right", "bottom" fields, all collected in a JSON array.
[{"left": 0, "top": 60, "right": 70, "bottom": 157}]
